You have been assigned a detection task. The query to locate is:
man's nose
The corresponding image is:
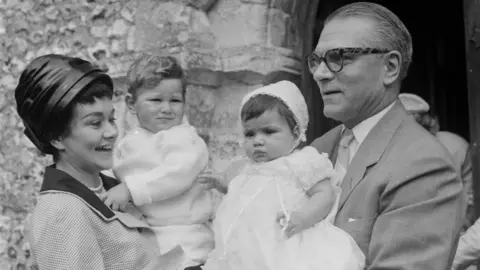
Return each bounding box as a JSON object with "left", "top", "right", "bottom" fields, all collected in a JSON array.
[{"left": 313, "top": 61, "right": 335, "bottom": 82}]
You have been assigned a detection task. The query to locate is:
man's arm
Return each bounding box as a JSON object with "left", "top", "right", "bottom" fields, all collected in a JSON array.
[{"left": 368, "top": 147, "right": 465, "bottom": 269}]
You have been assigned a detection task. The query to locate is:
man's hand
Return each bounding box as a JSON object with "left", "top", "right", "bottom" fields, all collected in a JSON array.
[{"left": 99, "top": 183, "right": 132, "bottom": 212}]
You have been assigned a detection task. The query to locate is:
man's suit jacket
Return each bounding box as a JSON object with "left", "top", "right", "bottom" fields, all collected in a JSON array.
[{"left": 311, "top": 100, "right": 465, "bottom": 270}]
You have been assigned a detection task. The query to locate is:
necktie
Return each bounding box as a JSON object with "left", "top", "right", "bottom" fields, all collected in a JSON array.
[{"left": 337, "top": 128, "right": 355, "bottom": 171}]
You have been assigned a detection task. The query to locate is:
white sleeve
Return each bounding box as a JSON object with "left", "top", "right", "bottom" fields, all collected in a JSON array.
[
  {"left": 124, "top": 129, "right": 209, "bottom": 206},
  {"left": 286, "top": 146, "right": 336, "bottom": 191}
]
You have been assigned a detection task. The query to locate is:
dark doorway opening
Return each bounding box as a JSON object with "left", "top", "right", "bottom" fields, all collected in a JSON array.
[{"left": 305, "top": 1, "right": 470, "bottom": 142}]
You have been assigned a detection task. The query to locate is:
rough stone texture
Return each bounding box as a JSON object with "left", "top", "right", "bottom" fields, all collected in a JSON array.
[
  {"left": 1, "top": 0, "right": 319, "bottom": 268},
  {"left": 0, "top": 1, "right": 138, "bottom": 268}
]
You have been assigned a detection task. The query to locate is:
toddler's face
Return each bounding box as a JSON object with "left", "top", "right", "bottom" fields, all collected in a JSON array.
[
  {"left": 243, "top": 109, "right": 296, "bottom": 162},
  {"left": 129, "top": 78, "right": 185, "bottom": 133}
]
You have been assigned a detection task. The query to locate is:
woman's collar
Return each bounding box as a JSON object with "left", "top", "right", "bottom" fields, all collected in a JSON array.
[{"left": 40, "top": 165, "right": 119, "bottom": 218}]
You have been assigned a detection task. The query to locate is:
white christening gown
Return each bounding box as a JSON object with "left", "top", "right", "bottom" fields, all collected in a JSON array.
[{"left": 203, "top": 146, "right": 365, "bottom": 270}]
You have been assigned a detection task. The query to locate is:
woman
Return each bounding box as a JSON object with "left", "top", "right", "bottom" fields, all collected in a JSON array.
[{"left": 15, "top": 54, "right": 182, "bottom": 269}]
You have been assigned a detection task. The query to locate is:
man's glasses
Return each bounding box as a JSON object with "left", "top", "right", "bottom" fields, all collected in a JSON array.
[{"left": 306, "top": 47, "right": 391, "bottom": 74}]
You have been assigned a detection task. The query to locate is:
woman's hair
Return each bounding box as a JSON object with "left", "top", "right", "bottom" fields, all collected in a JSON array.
[
  {"left": 412, "top": 112, "right": 440, "bottom": 135},
  {"left": 14, "top": 54, "right": 113, "bottom": 156},
  {"left": 126, "top": 54, "right": 186, "bottom": 100},
  {"left": 240, "top": 94, "right": 297, "bottom": 134}
]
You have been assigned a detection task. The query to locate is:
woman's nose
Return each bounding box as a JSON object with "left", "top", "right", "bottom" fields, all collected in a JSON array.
[{"left": 104, "top": 120, "right": 118, "bottom": 140}]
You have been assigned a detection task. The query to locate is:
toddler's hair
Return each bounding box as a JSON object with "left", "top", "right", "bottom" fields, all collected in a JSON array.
[
  {"left": 126, "top": 55, "right": 186, "bottom": 100},
  {"left": 240, "top": 94, "right": 297, "bottom": 133}
]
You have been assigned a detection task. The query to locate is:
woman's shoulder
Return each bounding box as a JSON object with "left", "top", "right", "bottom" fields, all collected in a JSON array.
[
  {"left": 35, "top": 192, "right": 94, "bottom": 216},
  {"left": 32, "top": 192, "right": 97, "bottom": 232}
]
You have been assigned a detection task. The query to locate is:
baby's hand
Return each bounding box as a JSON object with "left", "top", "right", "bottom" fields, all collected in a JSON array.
[
  {"left": 276, "top": 211, "right": 308, "bottom": 238},
  {"left": 198, "top": 171, "right": 228, "bottom": 194},
  {"left": 99, "top": 183, "right": 132, "bottom": 212}
]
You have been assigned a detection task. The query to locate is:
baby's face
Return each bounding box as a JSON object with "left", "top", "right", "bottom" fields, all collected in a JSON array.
[
  {"left": 131, "top": 78, "right": 185, "bottom": 133},
  {"left": 243, "top": 109, "right": 296, "bottom": 162}
]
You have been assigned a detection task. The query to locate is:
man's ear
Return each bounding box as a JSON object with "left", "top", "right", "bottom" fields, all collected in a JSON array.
[
  {"left": 383, "top": 50, "right": 401, "bottom": 86},
  {"left": 125, "top": 93, "right": 136, "bottom": 115}
]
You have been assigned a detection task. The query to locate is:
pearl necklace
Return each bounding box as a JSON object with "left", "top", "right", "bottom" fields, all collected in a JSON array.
[{"left": 89, "top": 178, "right": 106, "bottom": 194}]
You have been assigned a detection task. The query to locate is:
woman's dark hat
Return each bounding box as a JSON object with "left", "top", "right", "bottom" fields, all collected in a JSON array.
[{"left": 14, "top": 54, "right": 113, "bottom": 154}]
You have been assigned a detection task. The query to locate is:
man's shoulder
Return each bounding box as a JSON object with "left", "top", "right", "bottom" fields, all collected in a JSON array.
[
  {"left": 393, "top": 117, "right": 453, "bottom": 159},
  {"left": 310, "top": 124, "right": 343, "bottom": 150}
]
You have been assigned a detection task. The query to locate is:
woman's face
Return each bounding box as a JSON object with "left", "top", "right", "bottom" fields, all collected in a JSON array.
[{"left": 52, "top": 97, "right": 118, "bottom": 173}]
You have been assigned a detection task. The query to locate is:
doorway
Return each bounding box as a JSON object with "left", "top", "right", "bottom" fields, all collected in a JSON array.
[{"left": 305, "top": 0, "right": 470, "bottom": 141}]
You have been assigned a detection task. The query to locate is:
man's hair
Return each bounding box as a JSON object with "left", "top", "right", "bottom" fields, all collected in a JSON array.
[
  {"left": 126, "top": 54, "right": 186, "bottom": 99},
  {"left": 325, "top": 2, "right": 413, "bottom": 80}
]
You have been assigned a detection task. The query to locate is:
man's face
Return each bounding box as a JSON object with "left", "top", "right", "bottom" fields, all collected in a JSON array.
[{"left": 313, "top": 17, "right": 389, "bottom": 126}]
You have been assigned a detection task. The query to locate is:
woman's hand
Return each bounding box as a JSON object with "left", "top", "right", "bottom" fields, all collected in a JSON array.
[{"left": 99, "top": 183, "right": 132, "bottom": 212}]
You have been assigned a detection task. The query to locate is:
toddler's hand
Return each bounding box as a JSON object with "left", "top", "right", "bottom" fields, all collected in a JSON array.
[
  {"left": 276, "top": 211, "right": 307, "bottom": 238},
  {"left": 198, "top": 171, "right": 227, "bottom": 194},
  {"left": 99, "top": 183, "right": 132, "bottom": 212}
]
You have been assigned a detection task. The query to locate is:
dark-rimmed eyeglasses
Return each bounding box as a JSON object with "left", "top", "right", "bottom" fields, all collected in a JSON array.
[{"left": 306, "top": 47, "right": 391, "bottom": 74}]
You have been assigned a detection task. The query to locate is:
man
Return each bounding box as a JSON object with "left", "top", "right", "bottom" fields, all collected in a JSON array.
[{"left": 309, "top": 2, "right": 465, "bottom": 269}]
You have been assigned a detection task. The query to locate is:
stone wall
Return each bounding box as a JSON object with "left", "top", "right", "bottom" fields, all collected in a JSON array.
[
  {"left": 0, "top": 1, "right": 138, "bottom": 268},
  {"left": 0, "top": 0, "right": 319, "bottom": 268}
]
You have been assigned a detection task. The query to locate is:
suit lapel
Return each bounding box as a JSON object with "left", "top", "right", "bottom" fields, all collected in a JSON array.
[
  {"left": 311, "top": 125, "right": 342, "bottom": 163},
  {"left": 337, "top": 100, "right": 407, "bottom": 211}
]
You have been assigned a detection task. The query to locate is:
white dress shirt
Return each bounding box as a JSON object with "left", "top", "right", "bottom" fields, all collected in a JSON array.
[{"left": 334, "top": 102, "right": 395, "bottom": 184}]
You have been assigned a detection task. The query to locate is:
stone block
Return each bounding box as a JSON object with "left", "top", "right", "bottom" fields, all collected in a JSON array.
[
  {"left": 268, "top": 9, "right": 288, "bottom": 48},
  {"left": 185, "top": 84, "right": 217, "bottom": 128},
  {"left": 267, "top": 9, "right": 303, "bottom": 53},
  {"left": 209, "top": 1, "right": 268, "bottom": 48},
  {"left": 186, "top": 0, "right": 219, "bottom": 11},
  {"left": 240, "top": 0, "right": 268, "bottom": 4},
  {"left": 269, "top": 0, "right": 294, "bottom": 14},
  {"left": 182, "top": 50, "right": 223, "bottom": 86},
  {"left": 109, "top": 19, "right": 130, "bottom": 37}
]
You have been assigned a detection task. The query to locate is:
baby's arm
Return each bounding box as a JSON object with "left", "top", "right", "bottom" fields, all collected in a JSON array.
[
  {"left": 300, "top": 179, "right": 336, "bottom": 227},
  {"left": 278, "top": 179, "right": 335, "bottom": 237},
  {"left": 123, "top": 130, "right": 209, "bottom": 206},
  {"left": 199, "top": 158, "right": 247, "bottom": 194},
  {"left": 278, "top": 147, "right": 337, "bottom": 237}
]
